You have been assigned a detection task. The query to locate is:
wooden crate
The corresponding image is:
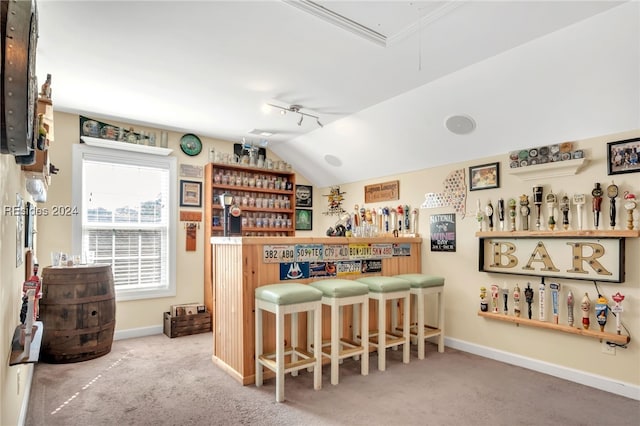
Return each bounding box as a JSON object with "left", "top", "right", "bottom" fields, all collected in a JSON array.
[{"left": 163, "top": 311, "right": 211, "bottom": 338}]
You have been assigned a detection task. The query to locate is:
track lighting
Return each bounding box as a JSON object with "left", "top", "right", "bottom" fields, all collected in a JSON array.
[{"left": 267, "top": 103, "right": 323, "bottom": 128}]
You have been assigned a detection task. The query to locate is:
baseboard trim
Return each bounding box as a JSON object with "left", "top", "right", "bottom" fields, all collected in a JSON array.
[
  {"left": 114, "top": 325, "right": 163, "bottom": 341},
  {"left": 445, "top": 337, "right": 640, "bottom": 401},
  {"left": 109, "top": 328, "right": 639, "bottom": 400},
  {"left": 17, "top": 365, "right": 34, "bottom": 426}
]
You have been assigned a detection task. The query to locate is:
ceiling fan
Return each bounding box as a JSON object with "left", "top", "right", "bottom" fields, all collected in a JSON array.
[{"left": 267, "top": 103, "right": 324, "bottom": 128}]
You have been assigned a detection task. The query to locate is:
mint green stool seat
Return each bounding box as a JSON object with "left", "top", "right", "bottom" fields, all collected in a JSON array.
[
  {"left": 395, "top": 274, "right": 444, "bottom": 288},
  {"left": 355, "top": 276, "right": 411, "bottom": 371},
  {"left": 357, "top": 276, "right": 410, "bottom": 293},
  {"left": 394, "top": 274, "right": 445, "bottom": 359},
  {"left": 309, "top": 279, "right": 369, "bottom": 385},
  {"left": 255, "top": 283, "right": 323, "bottom": 402},
  {"left": 256, "top": 283, "right": 323, "bottom": 305},
  {"left": 310, "top": 279, "right": 369, "bottom": 298}
]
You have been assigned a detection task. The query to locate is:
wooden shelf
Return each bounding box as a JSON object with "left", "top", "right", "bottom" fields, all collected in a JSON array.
[
  {"left": 81, "top": 136, "right": 173, "bottom": 156},
  {"left": 204, "top": 162, "right": 297, "bottom": 314},
  {"left": 478, "top": 311, "right": 630, "bottom": 345},
  {"left": 9, "top": 322, "right": 43, "bottom": 365},
  {"left": 508, "top": 158, "right": 587, "bottom": 181},
  {"left": 211, "top": 205, "right": 293, "bottom": 214},
  {"left": 476, "top": 230, "right": 639, "bottom": 238},
  {"left": 211, "top": 183, "right": 293, "bottom": 196},
  {"left": 208, "top": 162, "right": 294, "bottom": 176},
  {"left": 22, "top": 98, "right": 54, "bottom": 190}
]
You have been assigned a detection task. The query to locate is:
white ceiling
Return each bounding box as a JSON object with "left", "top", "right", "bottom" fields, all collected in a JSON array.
[{"left": 35, "top": 0, "right": 639, "bottom": 187}]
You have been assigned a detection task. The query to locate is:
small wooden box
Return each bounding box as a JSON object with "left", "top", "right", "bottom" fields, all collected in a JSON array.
[{"left": 163, "top": 311, "right": 211, "bottom": 338}]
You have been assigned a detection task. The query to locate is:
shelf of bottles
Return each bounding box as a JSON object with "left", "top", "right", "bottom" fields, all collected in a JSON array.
[{"left": 210, "top": 164, "right": 296, "bottom": 237}]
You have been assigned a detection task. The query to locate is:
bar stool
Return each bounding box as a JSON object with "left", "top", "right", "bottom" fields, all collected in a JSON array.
[
  {"left": 308, "top": 279, "right": 369, "bottom": 385},
  {"left": 355, "top": 276, "right": 411, "bottom": 371},
  {"left": 393, "top": 273, "right": 445, "bottom": 360},
  {"left": 255, "top": 283, "right": 323, "bottom": 403}
]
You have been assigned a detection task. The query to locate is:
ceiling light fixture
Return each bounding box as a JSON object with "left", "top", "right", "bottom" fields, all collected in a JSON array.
[{"left": 267, "top": 103, "right": 324, "bottom": 128}]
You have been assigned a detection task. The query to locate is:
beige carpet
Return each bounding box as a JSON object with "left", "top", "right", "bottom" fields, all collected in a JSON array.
[{"left": 26, "top": 332, "right": 638, "bottom": 426}]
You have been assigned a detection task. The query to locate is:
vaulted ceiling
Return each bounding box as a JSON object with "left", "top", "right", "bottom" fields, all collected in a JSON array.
[{"left": 36, "top": 1, "right": 639, "bottom": 187}]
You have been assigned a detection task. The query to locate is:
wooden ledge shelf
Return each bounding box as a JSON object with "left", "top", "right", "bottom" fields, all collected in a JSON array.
[
  {"left": 81, "top": 136, "right": 173, "bottom": 156},
  {"left": 478, "top": 311, "right": 630, "bottom": 345},
  {"left": 9, "top": 321, "right": 44, "bottom": 366},
  {"left": 476, "top": 230, "right": 639, "bottom": 238},
  {"left": 508, "top": 157, "right": 587, "bottom": 180}
]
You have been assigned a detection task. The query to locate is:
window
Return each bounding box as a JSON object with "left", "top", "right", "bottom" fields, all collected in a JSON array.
[{"left": 72, "top": 144, "right": 177, "bottom": 300}]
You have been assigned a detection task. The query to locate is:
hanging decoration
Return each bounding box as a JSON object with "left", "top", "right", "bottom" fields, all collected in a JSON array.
[{"left": 323, "top": 186, "right": 346, "bottom": 216}]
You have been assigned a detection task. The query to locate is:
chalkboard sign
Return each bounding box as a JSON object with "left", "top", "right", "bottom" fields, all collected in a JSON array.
[{"left": 430, "top": 214, "right": 456, "bottom": 252}]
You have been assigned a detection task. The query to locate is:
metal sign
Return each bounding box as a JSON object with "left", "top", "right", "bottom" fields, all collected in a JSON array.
[
  {"left": 263, "top": 245, "right": 295, "bottom": 263},
  {"left": 279, "top": 262, "right": 310, "bottom": 280},
  {"left": 349, "top": 243, "right": 373, "bottom": 260},
  {"left": 323, "top": 244, "right": 350, "bottom": 261},
  {"left": 295, "top": 244, "right": 324, "bottom": 262},
  {"left": 430, "top": 213, "right": 456, "bottom": 252},
  {"left": 479, "top": 237, "right": 625, "bottom": 282}
]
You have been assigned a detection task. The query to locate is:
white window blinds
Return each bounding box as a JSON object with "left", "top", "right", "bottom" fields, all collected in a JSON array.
[{"left": 72, "top": 144, "right": 176, "bottom": 300}]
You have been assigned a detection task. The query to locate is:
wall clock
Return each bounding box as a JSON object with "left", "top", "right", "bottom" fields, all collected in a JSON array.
[{"left": 180, "top": 133, "right": 202, "bottom": 156}]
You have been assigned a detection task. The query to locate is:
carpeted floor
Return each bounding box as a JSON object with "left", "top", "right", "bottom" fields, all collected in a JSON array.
[{"left": 26, "top": 332, "right": 639, "bottom": 426}]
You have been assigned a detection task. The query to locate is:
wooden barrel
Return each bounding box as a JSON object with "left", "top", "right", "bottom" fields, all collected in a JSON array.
[{"left": 40, "top": 264, "right": 116, "bottom": 363}]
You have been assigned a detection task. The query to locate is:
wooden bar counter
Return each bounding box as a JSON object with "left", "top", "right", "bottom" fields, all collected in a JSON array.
[{"left": 208, "top": 236, "right": 422, "bottom": 385}]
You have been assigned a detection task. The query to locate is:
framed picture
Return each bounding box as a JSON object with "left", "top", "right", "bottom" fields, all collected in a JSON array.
[
  {"left": 295, "top": 209, "right": 313, "bottom": 231},
  {"left": 607, "top": 137, "right": 640, "bottom": 175},
  {"left": 179, "top": 180, "right": 202, "bottom": 207},
  {"left": 469, "top": 162, "right": 500, "bottom": 191},
  {"left": 295, "top": 184, "right": 313, "bottom": 207}
]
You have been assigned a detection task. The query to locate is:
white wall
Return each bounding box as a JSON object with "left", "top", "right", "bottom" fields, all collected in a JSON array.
[
  {"left": 0, "top": 153, "right": 36, "bottom": 425},
  {"left": 313, "top": 129, "right": 640, "bottom": 397}
]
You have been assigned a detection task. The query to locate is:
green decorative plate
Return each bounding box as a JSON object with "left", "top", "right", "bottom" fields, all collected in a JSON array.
[{"left": 180, "top": 133, "right": 202, "bottom": 156}]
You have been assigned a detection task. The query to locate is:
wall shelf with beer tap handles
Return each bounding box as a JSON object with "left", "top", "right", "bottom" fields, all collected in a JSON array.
[
  {"left": 475, "top": 230, "right": 639, "bottom": 237},
  {"left": 477, "top": 311, "right": 630, "bottom": 345}
]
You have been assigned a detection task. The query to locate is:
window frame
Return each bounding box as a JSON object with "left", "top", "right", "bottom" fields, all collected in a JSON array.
[{"left": 72, "top": 143, "right": 177, "bottom": 301}]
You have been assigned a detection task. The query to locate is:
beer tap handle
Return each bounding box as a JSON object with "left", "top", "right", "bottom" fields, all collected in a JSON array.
[
  {"left": 607, "top": 182, "right": 618, "bottom": 229},
  {"left": 485, "top": 201, "right": 494, "bottom": 231},
  {"left": 560, "top": 195, "right": 570, "bottom": 230},
  {"left": 524, "top": 283, "right": 534, "bottom": 320},
  {"left": 592, "top": 183, "right": 603, "bottom": 230},
  {"left": 573, "top": 194, "right": 586, "bottom": 230},
  {"left": 498, "top": 198, "right": 505, "bottom": 231},
  {"left": 567, "top": 290, "right": 574, "bottom": 327}
]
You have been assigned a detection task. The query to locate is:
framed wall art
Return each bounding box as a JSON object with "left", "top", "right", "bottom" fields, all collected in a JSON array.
[
  {"left": 295, "top": 184, "right": 313, "bottom": 207},
  {"left": 295, "top": 209, "right": 313, "bottom": 231},
  {"left": 179, "top": 180, "right": 202, "bottom": 207},
  {"left": 608, "top": 137, "right": 640, "bottom": 175},
  {"left": 469, "top": 162, "right": 500, "bottom": 191}
]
